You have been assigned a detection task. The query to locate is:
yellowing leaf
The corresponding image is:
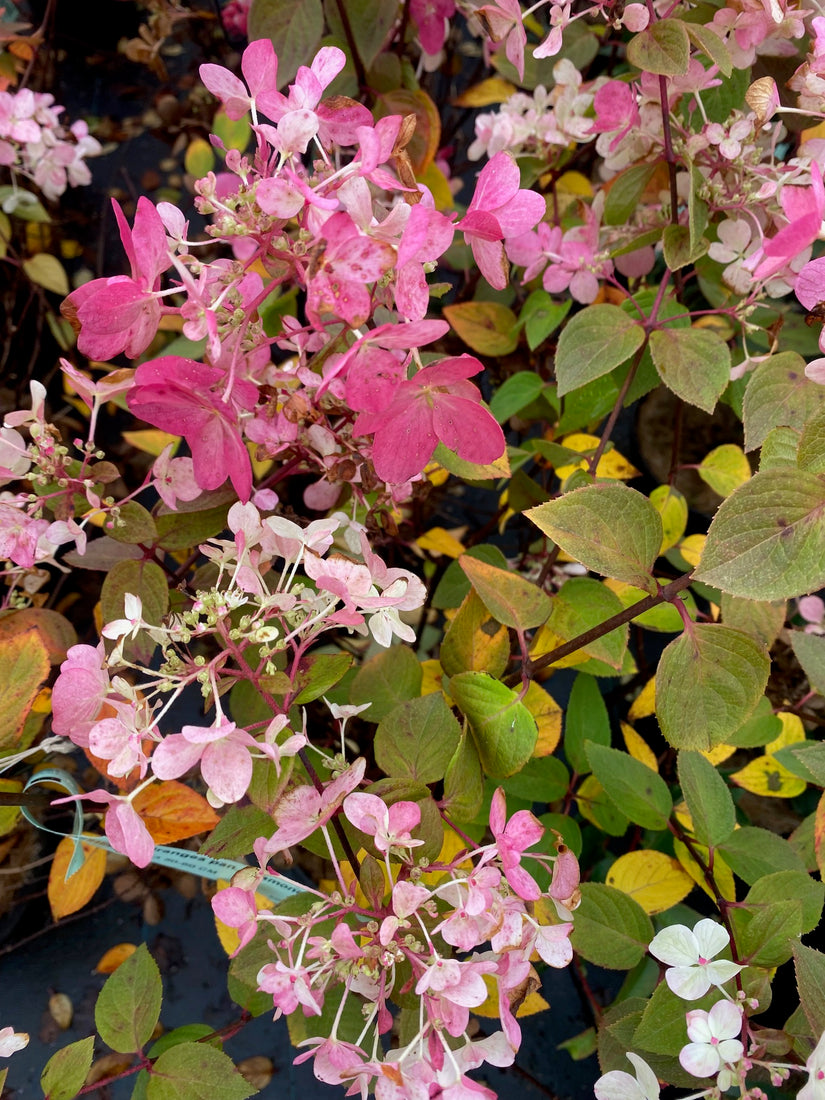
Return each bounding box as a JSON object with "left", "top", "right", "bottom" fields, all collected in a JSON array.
[
  {"left": 132, "top": 781, "right": 220, "bottom": 844},
  {"left": 474, "top": 973, "right": 550, "bottom": 1019},
  {"left": 416, "top": 161, "right": 454, "bottom": 210},
  {"left": 650, "top": 484, "right": 688, "bottom": 552},
  {"left": 621, "top": 722, "right": 658, "bottom": 771},
  {"left": 420, "top": 659, "right": 446, "bottom": 698},
  {"left": 443, "top": 302, "right": 518, "bottom": 357},
  {"left": 766, "top": 711, "right": 806, "bottom": 754},
  {"left": 606, "top": 850, "right": 694, "bottom": 914},
  {"left": 453, "top": 76, "right": 517, "bottom": 106},
  {"left": 701, "top": 743, "right": 736, "bottom": 765},
  {"left": 23, "top": 252, "right": 69, "bottom": 296},
  {"left": 524, "top": 681, "right": 562, "bottom": 756},
  {"left": 95, "top": 943, "right": 138, "bottom": 974},
  {"left": 121, "top": 429, "right": 180, "bottom": 457},
  {"left": 48, "top": 836, "right": 107, "bottom": 920},
  {"left": 184, "top": 137, "right": 216, "bottom": 178},
  {"left": 555, "top": 171, "right": 594, "bottom": 212},
  {"left": 673, "top": 837, "right": 737, "bottom": 902},
  {"left": 698, "top": 444, "right": 752, "bottom": 498},
  {"left": 556, "top": 433, "right": 640, "bottom": 481},
  {"left": 676, "top": 533, "right": 706, "bottom": 568},
  {"left": 628, "top": 676, "right": 656, "bottom": 720},
  {"left": 730, "top": 755, "right": 806, "bottom": 798},
  {"left": 416, "top": 526, "right": 465, "bottom": 558},
  {"left": 424, "top": 461, "right": 450, "bottom": 487},
  {"left": 0, "top": 212, "right": 10, "bottom": 259}
]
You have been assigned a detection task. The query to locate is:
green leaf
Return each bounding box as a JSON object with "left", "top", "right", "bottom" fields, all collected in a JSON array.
[
  {"left": 442, "top": 728, "right": 484, "bottom": 821},
  {"left": 798, "top": 407, "right": 825, "bottom": 473},
  {"left": 0, "top": 628, "right": 49, "bottom": 748},
  {"left": 432, "top": 545, "right": 509, "bottom": 610},
  {"left": 726, "top": 694, "right": 781, "bottom": 748},
  {"left": 155, "top": 500, "right": 230, "bottom": 551},
  {"left": 323, "top": 0, "right": 398, "bottom": 68},
  {"left": 41, "top": 1036, "right": 95, "bottom": 1100},
  {"left": 684, "top": 20, "right": 732, "bottom": 75},
  {"left": 0, "top": 185, "right": 50, "bottom": 221},
  {"left": 23, "top": 252, "right": 69, "bottom": 296},
  {"left": 538, "top": 578, "right": 629, "bottom": 671},
  {"left": 773, "top": 740, "right": 825, "bottom": 786},
  {"left": 718, "top": 826, "right": 806, "bottom": 884},
  {"left": 759, "top": 426, "right": 800, "bottom": 470},
  {"left": 199, "top": 805, "right": 275, "bottom": 861},
  {"left": 604, "top": 163, "right": 658, "bottom": 226},
  {"left": 743, "top": 351, "right": 825, "bottom": 451},
  {"left": 292, "top": 652, "right": 352, "bottom": 704},
  {"left": 443, "top": 301, "right": 519, "bottom": 356},
  {"left": 719, "top": 594, "right": 786, "bottom": 648},
  {"left": 526, "top": 482, "right": 662, "bottom": 591},
  {"left": 459, "top": 554, "right": 552, "bottom": 630},
  {"left": 449, "top": 672, "right": 537, "bottom": 778},
  {"left": 146, "top": 1043, "right": 255, "bottom": 1100},
  {"left": 555, "top": 305, "right": 646, "bottom": 395},
  {"left": 746, "top": 872, "right": 824, "bottom": 936},
  {"left": 626, "top": 17, "right": 690, "bottom": 74},
  {"left": 695, "top": 469, "right": 825, "bottom": 599},
  {"left": 655, "top": 624, "right": 770, "bottom": 750},
  {"left": 518, "top": 291, "right": 571, "bottom": 352},
  {"left": 576, "top": 774, "right": 630, "bottom": 836},
  {"left": 95, "top": 943, "right": 162, "bottom": 1054},
  {"left": 374, "top": 694, "right": 461, "bottom": 784},
  {"left": 585, "top": 743, "right": 672, "bottom": 829},
  {"left": 677, "top": 751, "right": 736, "bottom": 846},
  {"left": 440, "top": 588, "right": 511, "bottom": 678},
  {"left": 502, "top": 755, "right": 570, "bottom": 803},
  {"left": 432, "top": 441, "right": 509, "bottom": 481},
  {"left": 791, "top": 630, "right": 825, "bottom": 695},
  {"left": 107, "top": 501, "right": 158, "bottom": 546},
  {"left": 661, "top": 224, "right": 709, "bottom": 271},
  {"left": 100, "top": 559, "right": 169, "bottom": 665},
  {"left": 564, "top": 673, "right": 610, "bottom": 774},
  {"left": 794, "top": 942, "right": 825, "bottom": 1036},
  {"left": 212, "top": 109, "right": 252, "bottom": 152},
  {"left": 349, "top": 645, "right": 422, "bottom": 722},
  {"left": 248, "top": 0, "right": 323, "bottom": 88},
  {"left": 569, "top": 882, "right": 653, "bottom": 969},
  {"left": 648, "top": 327, "right": 730, "bottom": 413},
  {"left": 489, "top": 371, "right": 545, "bottom": 422}
]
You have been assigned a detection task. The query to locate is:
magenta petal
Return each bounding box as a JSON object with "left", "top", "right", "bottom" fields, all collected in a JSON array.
[
  {"left": 471, "top": 237, "right": 509, "bottom": 290},
  {"left": 202, "top": 740, "right": 252, "bottom": 803},
  {"left": 106, "top": 802, "right": 155, "bottom": 868},
  {"left": 795, "top": 257, "right": 825, "bottom": 309},
  {"left": 242, "top": 39, "right": 278, "bottom": 99},
  {"left": 469, "top": 152, "right": 519, "bottom": 212},
  {"left": 372, "top": 401, "right": 438, "bottom": 482}
]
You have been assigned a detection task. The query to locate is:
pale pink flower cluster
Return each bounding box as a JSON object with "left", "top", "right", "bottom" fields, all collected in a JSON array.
[
  {"left": 0, "top": 87, "right": 101, "bottom": 205},
  {"left": 213, "top": 787, "right": 580, "bottom": 1097}
]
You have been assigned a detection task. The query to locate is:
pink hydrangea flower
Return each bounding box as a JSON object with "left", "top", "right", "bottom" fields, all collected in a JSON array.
[
  {"left": 353, "top": 355, "right": 506, "bottom": 483},
  {"left": 751, "top": 163, "right": 825, "bottom": 281},
  {"left": 343, "top": 793, "right": 424, "bottom": 854},
  {"left": 151, "top": 719, "right": 258, "bottom": 805},
  {"left": 127, "top": 357, "right": 258, "bottom": 502},
  {"left": 488, "top": 787, "right": 545, "bottom": 901},
  {"left": 51, "top": 642, "right": 110, "bottom": 746}
]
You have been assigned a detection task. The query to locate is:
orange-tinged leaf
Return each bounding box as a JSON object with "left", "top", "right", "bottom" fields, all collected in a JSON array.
[
  {"left": 95, "top": 943, "right": 138, "bottom": 973},
  {"left": 132, "top": 781, "right": 220, "bottom": 844},
  {"left": 0, "top": 608, "right": 76, "bottom": 664},
  {"left": 524, "top": 681, "right": 562, "bottom": 756},
  {"left": 443, "top": 302, "right": 518, "bottom": 356},
  {"left": 416, "top": 527, "right": 465, "bottom": 558},
  {"left": 673, "top": 837, "right": 737, "bottom": 902},
  {"left": 606, "top": 850, "right": 694, "bottom": 914},
  {"left": 628, "top": 677, "right": 656, "bottom": 720},
  {"left": 48, "top": 836, "right": 107, "bottom": 920},
  {"left": 621, "top": 722, "right": 658, "bottom": 771},
  {"left": 376, "top": 89, "right": 441, "bottom": 173},
  {"left": 0, "top": 627, "right": 50, "bottom": 748}
]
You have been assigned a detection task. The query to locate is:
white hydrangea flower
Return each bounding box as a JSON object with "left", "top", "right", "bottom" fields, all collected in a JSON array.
[
  {"left": 594, "top": 1052, "right": 659, "bottom": 1100},
  {"left": 0, "top": 1027, "right": 29, "bottom": 1057},
  {"left": 800, "top": 1030, "right": 825, "bottom": 1100},
  {"left": 648, "top": 918, "right": 742, "bottom": 999},
  {"left": 679, "top": 1000, "right": 744, "bottom": 1078}
]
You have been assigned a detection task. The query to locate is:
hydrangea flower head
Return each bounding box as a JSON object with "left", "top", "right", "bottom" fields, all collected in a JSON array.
[{"left": 648, "top": 918, "right": 742, "bottom": 999}]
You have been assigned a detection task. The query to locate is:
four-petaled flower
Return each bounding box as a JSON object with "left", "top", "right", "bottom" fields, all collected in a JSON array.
[
  {"left": 679, "top": 1000, "right": 744, "bottom": 1079},
  {"left": 648, "top": 919, "right": 742, "bottom": 999},
  {"left": 488, "top": 787, "right": 544, "bottom": 901}
]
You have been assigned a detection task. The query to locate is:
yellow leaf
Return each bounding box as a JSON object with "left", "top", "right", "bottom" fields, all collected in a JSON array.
[
  {"left": 249, "top": 441, "right": 273, "bottom": 479},
  {"left": 555, "top": 171, "right": 594, "bottom": 212},
  {"left": 415, "top": 526, "right": 465, "bottom": 558},
  {"left": 801, "top": 119, "right": 825, "bottom": 144},
  {"left": 766, "top": 711, "right": 805, "bottom": 754},
  {"left": 453, "top": 76, "right": 517, "bottom": 106},
  {"left": 606, "top": 850, "right": 694, "bottom": 914},
  {"left": 524, "top": 681, "right": 562, "bottom": 756},
  {"left": 0, "top": 212, "right": 10, "bottom": 259},
  {"left": 22, "top": 252, "right": 69, "bottom": 296},
  {"left": 730, "top": 755, "right": 806, "bottom": 798},
  {"left": 628, "top": 677, "right": 656, "bottom": 720},
  {"left": 701, "top": 743, "right": 736, "bottom": 765},
  {"left": 621, "top": 722, "right": 658, "bottom": 771},
  {"left": 95, "top": 943, "right": 138, "bottom": 973},
  {"left": 420, "top": 659, "right": 446, "bottom": 698},
  {"left": 48, "top": 836, "right": 107, "bottom": 920},
  {"left": 424, "top": 461, "right": 450, "bottom": 487},
  {"left": 416, "top": 161, "right": 454, "bottom": 211},
  {"left": 649, "top": 484, "right": 688, "bottom": 553},
  {"left": 184, "top": 137, "right": 216, "bottom": 178},
  {"left": 421, "top": 828, "right": 472, "bottom": 886},
  {"left": 698, "top": 444, "right": 751, "bottom": 498},
  {"left": 121, "top": 429, "right": 180, "bottom": 457},
  {"left": 676, "top": 533, "right": 706, "bottom": 568},
  {"left": 556, "top": 433, "right": 640, "bottom": 481},
  {"left": 473, "top": 973, "right": 550, "bottom": 1019},
  {"left": 673, "top": 838, "right": 737, "bottom": 902}
]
